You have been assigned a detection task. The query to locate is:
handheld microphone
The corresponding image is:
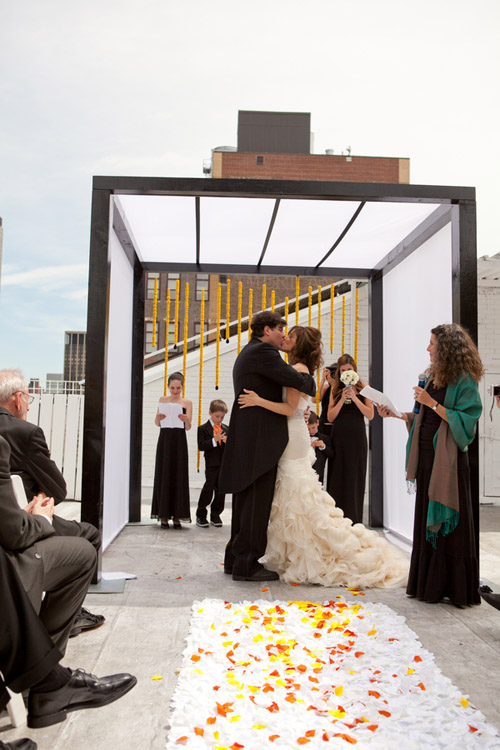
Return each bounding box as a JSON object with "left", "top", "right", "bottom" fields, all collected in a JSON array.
[{"left": 413, "top": 373, "right": 427, "bottom": 414}]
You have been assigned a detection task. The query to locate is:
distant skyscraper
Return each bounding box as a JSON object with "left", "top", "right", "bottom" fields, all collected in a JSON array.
[{"left": 64, "top": 331, "right": 86, "bottom": 381}]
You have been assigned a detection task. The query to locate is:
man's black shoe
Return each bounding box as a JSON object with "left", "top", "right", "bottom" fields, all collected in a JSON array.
[
  {"left": 210, "top": 517, "right": 223, "bottom": 527},
  {"left": 0, "top": 740, "right": 37, "bottom": 750},
  {"left": 232, "top": 568, "right": 279, "bottom": 582},
  {"left": 196, "top": 517, "right": 209, "bottom": 528},
  {"left": 479, "top": 586, "right": 500, "bottom": 611},
  {"left": 69, "top": 607, "right": 105, "bottom": 638},
  {"left": 28, "top": 669, "right": 137, "bottom": 728}
]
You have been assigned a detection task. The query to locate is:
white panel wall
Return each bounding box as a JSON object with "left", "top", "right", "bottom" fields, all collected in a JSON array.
[
  {"left": 382, "top": 224, "right": 453, "bottom": 542},
  {"left": 102, "top": 228, "right": 134, "bottom": 549}
]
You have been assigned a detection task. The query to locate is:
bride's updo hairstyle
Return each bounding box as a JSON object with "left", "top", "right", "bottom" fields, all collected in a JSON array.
[{"left": 289, "top": 326, "right": 323, "bottom": 374}]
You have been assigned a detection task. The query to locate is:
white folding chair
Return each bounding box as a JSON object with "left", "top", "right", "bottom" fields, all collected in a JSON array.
[{"left": 10, "top": 475, "right": 28, "bottom": 509}]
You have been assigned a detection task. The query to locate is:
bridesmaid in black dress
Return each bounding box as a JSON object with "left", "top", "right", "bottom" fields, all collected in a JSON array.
[
  {"left": 378, "top": 323, "right": 483, "bottom": 607},
  {"left": 327, "top": 354, "right": 374, "bottom": 524},
  {"left": 151, "top": 372, "right": 192, "bottom": 529}
]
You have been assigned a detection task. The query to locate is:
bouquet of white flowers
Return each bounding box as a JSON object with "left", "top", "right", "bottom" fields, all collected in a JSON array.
[{"left": 340, "top": 369, "right": 359, "bottom": 403}]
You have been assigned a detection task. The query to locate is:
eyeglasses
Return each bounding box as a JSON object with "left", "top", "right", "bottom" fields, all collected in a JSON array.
[{"left": 17, "top": 391, "right": 34, "bottom": 404}]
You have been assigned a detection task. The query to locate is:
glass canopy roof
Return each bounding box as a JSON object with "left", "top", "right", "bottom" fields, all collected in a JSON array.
[{"left": 115, "top": 194, "right": 440, "bottom": 271}]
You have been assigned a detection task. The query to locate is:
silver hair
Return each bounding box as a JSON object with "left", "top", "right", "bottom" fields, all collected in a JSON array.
[{"left": 0, "top": 369, "right": 28, "bottom": 404}]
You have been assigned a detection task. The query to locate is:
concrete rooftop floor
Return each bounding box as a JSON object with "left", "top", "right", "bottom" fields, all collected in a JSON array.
[{"left": 2, "top": 497, "right": 500, "bottom": 750}]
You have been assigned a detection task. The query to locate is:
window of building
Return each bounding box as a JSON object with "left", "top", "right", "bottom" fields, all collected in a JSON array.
[
  {"left": 165, "top": 322, "right": 177, "bottom": 347},
  {"left": 219, "top": 274, "right": 227, "bottom": 285},
  {"left": 167, "top": 273, "right": 180, "bottom": 299},
  {"left": 147, "top": 273, "right": 160, "bottom": 300},
  {"left": 145, "top": 321, "right": 158, "bottom": 353},
  {"left": 194, "top": 321, "right": 208, "bottom": 342},
  {"left": 256, "top": 156, "right": 264, "bottom": 164},
  {"left": 196, "top": 274, "right": 209, "bottom": 301}
]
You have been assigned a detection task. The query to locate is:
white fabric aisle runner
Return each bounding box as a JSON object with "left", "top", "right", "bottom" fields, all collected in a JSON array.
[{"left": 166, "top": 597, "right": 500, "bottom": 749}]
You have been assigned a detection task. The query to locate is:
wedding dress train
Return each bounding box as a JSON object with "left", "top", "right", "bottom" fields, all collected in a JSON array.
[{"left": 260, "top": 396, "right": 408, "bottom": 588}]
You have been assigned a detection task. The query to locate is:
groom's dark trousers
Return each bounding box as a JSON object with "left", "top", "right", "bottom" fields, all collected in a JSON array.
[{"left": 220, "top": 337, "right": 315, "bottom": 578}]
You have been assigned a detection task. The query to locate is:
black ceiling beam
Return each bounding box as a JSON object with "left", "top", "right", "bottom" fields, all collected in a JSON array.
[
  {"left": 93, "top": 175, "right": 475, "bottom": 205},
  {"left": 257, "top": 199, "right": 280, "bottom": 267},
  {"left": 140, "top": 261, "right": 372, "bottom": 278},
  {"left": 315, "top": 202, "right": 366, "bottom": 268}
]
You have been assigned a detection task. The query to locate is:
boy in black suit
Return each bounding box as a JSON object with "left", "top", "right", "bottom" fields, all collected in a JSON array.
[
  {"left": 307, "top": 411, "right": 333, "bottom": 485},
  {"left": 196, "top": 399, "right": 228, "bottom": 528}
]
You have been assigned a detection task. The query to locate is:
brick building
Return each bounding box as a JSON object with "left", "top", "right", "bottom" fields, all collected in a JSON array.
[{"left": 144, "top": 110, "right": 410, "bottom": 365}]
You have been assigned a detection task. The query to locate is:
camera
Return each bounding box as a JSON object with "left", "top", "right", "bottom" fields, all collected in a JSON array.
[
  {"left": 487, "top": 384, "right": 500, "bottom": 396},
  {"left": 326, "top": 365, "right": 337, "bottom": 374}
]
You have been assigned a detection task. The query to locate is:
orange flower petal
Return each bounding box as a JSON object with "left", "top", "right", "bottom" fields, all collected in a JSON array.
[
  {"left": 378, "top": 710, "right": 391, "bottom": 718},
  {"left": 176, "top": 576, "right": 182, "bottom": 579},
  {"left": 261, "top": 588, "right": 269, "bottom": 592},
  {"left": 297, "top": 739, "right": 310, "bottom": 745},
  {"left": 305, "top": 730, "right": 316, "bottom": 737},
  {"left": 368, "top": 690, "right": 380, "bottom": 699},
  {"left": 269, "top": 736, "right": 280, "bottom": 742},
  {"left": 207, "top": 717, "right": 216, "bottom": 725},
  {"left": 194, "top": 727, "right": 204, "bottom": 736},
  {"left": 414, "top": 655, "right": 422, "bottom": 662},
  {"left": 175, "top": 738, "right": 188, "bottom": 745},
  {"left": 367, "top": 725, "right": 378, "bottom": 732}
]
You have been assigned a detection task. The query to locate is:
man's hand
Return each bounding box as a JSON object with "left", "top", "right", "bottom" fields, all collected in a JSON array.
[
  {"left": 30, "top": 494, "right": 55, "bottom": 521},
  {"left": 311, "top": 438, "right": 325, "bottom": 449}
]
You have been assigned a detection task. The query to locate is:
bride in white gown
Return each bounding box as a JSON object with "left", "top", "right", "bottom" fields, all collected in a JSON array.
[{"left": 238, "top": 326, "right": 408, "bottom": 589}]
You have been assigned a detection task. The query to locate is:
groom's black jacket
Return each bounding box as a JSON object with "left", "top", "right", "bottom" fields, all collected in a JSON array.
[{"left": 219, "top": 338, "right": 316, "bottom": 494}]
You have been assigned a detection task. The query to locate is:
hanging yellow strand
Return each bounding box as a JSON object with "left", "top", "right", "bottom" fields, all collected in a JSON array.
[
  {"left": 182, "top": 282, "right": 189, "bottom": 395},
  {"left": 271, "top": 290, "right": 275, "bottom": 312},
  {"left": 248, "top": 288, "right": 253, "bottom": 340},
  {"left": 174, "top": 279, "right": 180, "bottom": 349},
  {"left": 330, "top": 283, "right": 335, "bottom": 353},
  {"left": 152, "top": 276, "right": 158, "bottom": 348},
  {"left": 284, "top": 296, "right": 289, "bottom": 363},
  {"left": 295, "top": 276, "right": 300, "bottom": 325},
  {"left": 308, "top": 285, "right": 312, "bottom": 326},
  {"left": 317, "top": 285, "right": 322, "bottom": 331},
  {"left": 237, "top": 281, "right": 242, "bottom": 354},
  {"left": 215, "top": 282, "right": 221, "bottom": 390},
  {"left": 262, "top": 283, "right": 267, "bottom": 311},
  {"left": 354, "top": 285, "right": 359, "bottom": 363},
  {"left": 342, "top": 294, "right": 346, "bottom": 354},
  {"left": 164, "top": 288, "right": 171, "bottom": 396},
  {"left": 225, "top": 279, "right": 231, "bottom": 342},
  {"left": 197, "top": 289, "right": 205, "bottom": 472}
]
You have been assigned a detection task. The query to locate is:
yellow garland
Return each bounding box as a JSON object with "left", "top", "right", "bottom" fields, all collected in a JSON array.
[
  {"left": 342, "top": 294, "right": 346, "bottom": 354},
  {"left": 174, "top": 278, "right": 180, "bottom": 349},
  {"left": 197, "top": 289, "right": 205, "bottom": 471},
  {"left": 330, "top": 283, "right": 335, "bottom": 354},
  {"left": 237, "top": 281, "right": 242, "bottom": 354},
  {"left": 271, "top": 289, "right": 275, "bottom": 312},
  {"left": 284, "top": 296, "right": 289, "bottom": 363},
  {"left": 262, "top": 283, "right": 266, "bottom": 311},
  {"left": 354, "top": 286, "right": 359, "bottom": 363},
  {"left": 152, "top": 275, "right": 158, "bottom": 348},
  {"left": 182, "top": 282, "right": 189, "bottom": 395},
  {"left": 215, "top": 282, "right": 221, "bottom": 390},
  {"left": 295, "top": 276, "right": 300, "bottom": 325},
  {"left": 308, "top": 285, "right": 312, "bottom": 326},
  {"left": 226, "top": 279, "right": 231, "bottom": 342},
  {"left": 248, "top": 288, "right": 253, "bottom": 340},
  {"left": 164, "top": 288, "right": 171, "bottom": 396}
]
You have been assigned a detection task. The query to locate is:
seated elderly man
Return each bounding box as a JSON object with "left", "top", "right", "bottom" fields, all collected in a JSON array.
[
  {"left": 0, "top": 544, "right": 136, "bottom": 738},
  {"left": 0, "top": 437, "right": 136, "bottom": 730},
  {"left": 0, "top": 369, "right": 103, "bottom": 637}
]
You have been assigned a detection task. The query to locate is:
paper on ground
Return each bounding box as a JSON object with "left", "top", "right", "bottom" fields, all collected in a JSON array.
[{"left": 360, "top": 386, "right": 402, "bottom": 418}]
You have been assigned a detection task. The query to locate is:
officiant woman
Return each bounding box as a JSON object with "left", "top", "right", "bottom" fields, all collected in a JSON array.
[
  {"left": 378, "top": 323, "right": 483, "bottom": 607},
  {"left": 327, "top": 354, "right": 373, "bottom": 524}
]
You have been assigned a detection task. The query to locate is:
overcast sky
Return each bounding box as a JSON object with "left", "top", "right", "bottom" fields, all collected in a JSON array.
[{"left": 1, "top": 0, "right": 499, "bottom": 381}]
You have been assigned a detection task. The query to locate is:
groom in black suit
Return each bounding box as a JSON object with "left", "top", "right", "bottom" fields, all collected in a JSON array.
[{"left": 219, "top": 311, "right": 316, "bottom": 581}]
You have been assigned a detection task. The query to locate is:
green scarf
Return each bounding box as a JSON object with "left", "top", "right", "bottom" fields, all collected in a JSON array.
[{"left": 405, "top": 374, "right": 481, "bottom": 547}]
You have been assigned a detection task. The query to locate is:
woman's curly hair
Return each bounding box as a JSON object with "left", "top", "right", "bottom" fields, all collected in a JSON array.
[
  {"left": 431, "top": 323, "right": 484, "bottom": 385},
  {"left": 288, "top": 326, "right": 323, "bottom": 374},
  {"left": 330, "top": 353, "right": 366, "bottom": 405}
]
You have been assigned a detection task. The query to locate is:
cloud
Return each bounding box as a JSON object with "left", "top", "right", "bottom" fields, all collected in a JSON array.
[{"left": 2, "top": 264, "right": 88, "bottom": 292}]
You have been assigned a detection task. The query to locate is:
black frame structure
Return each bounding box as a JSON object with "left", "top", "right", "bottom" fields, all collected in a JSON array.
[{"left": 82, "top": 176, "right": 478, "bottom": 556}]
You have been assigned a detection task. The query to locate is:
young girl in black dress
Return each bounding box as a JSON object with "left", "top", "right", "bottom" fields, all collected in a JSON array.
[
  {"left": 151, "top": 372, "right": 192, "bottom": 529},
  {"left": 327, "top": 354, "right": 374, "bottom": 524}
]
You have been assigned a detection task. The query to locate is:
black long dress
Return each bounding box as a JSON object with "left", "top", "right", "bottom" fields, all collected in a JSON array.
[
  {"left": 406, "top": 382, "right": 480, "bottom": 606},
  {"left": 326, "top": 393, "right": 367, "bottom": 525},
  {"left": 151, "top": 403, "right": 191, "bottom": 522}
]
